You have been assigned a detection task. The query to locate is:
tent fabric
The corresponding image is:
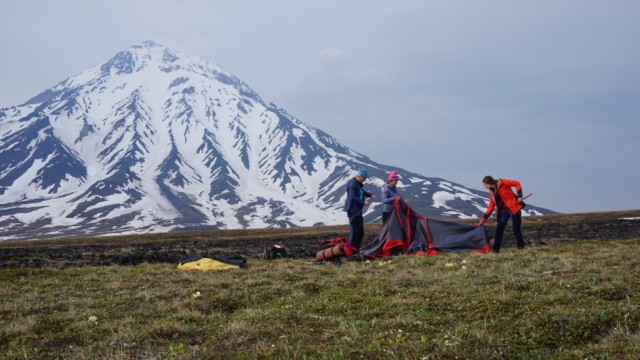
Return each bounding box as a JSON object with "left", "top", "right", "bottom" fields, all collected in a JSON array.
[
  {"left": 360, "top": 197, "right": 490, "bottom": 258},
  {"left": 177, "top": 257, "right": 241, "bottom": 271}
]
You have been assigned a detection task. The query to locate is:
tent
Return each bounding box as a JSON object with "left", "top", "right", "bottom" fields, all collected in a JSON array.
[{"left": 358, "top": 197, "right": 491, "bottom": 258}]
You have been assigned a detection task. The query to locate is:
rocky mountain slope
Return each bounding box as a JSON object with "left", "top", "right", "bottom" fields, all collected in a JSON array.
[{"left": 0, "top": 41, "right": 553, "bottom": 240}]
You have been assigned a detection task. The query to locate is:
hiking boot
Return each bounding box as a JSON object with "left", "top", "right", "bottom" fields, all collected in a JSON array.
[{"left": 346, "top": 253, "right": 366, "bottom": 261}]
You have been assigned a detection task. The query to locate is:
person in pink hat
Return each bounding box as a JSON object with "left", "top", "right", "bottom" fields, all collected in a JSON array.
[{"left": 381, "top": 170, "right": 403, "bottom": 224}]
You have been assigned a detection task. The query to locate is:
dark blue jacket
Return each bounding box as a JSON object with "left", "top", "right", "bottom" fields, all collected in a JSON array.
[{"left": 343, "top": 178, "right": 373, "bottom": 213}]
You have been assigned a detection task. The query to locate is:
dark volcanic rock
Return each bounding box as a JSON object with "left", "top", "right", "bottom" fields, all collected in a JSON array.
[{"left": 1, "top": 211, "right": 639, "bottom": 268}]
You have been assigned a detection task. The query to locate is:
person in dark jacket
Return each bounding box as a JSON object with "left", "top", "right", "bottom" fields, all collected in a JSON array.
[
  {"left": 343, "top": 167, "right": 375, "bottom": 251},
  {"left": 381, "top": 170, "right": 402, "bottom": 224},
  {"left": 477, "top": 175, "right": 526, "bottom": 253}
]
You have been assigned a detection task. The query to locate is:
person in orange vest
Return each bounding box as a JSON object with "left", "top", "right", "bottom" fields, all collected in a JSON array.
[{"left": 477, "top": 176, "right": 526, "bottom": 253}]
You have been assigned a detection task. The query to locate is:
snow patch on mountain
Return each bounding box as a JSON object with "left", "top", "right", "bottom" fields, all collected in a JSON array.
[{"left": 0, "top": 41, "right": 555, "bottom": 240}]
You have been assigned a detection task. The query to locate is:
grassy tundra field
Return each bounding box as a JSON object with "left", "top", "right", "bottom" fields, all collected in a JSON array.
[{"left": 1, "top": 210, "right": 639, "bottom": 359}]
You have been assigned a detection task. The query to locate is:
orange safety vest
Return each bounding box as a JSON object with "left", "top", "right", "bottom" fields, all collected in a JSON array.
[{"left": 484, "top": 178, "right": 523, "bottom": 217}]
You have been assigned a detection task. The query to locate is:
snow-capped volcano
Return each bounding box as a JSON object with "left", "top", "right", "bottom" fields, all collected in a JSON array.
[{"left": 0, "top": 41, "right": 554, "bottom": 240}]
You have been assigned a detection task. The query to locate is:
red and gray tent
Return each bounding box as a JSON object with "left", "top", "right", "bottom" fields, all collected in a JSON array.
[{"left": 359, "top": 197, "right": 491, "bottom": 258}]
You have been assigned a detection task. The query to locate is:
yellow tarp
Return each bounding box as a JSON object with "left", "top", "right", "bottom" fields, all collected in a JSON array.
[{"left": 177, "top": 258, "right": 240, "bottom": 271}]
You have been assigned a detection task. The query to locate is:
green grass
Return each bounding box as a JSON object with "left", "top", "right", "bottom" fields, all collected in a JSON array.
[{"left": 1, "top": 239, "right": 639, "bottom": 359}]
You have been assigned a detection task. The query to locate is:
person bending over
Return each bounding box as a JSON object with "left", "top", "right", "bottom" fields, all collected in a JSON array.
[{"left": 478, "top": 175, "right": 526, "bottom": 253}]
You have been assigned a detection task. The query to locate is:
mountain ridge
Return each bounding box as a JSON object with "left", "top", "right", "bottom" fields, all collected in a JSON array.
[{"left": 0, "top": 41, "right": 555, "bottom": 240}]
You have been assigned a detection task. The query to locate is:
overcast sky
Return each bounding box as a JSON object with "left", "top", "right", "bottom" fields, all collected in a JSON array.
[{"left": 1, "top": 0, "right": 638, "bottom": 213}]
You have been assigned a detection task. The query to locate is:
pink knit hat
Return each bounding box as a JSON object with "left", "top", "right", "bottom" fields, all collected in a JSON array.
[{"left": 388, "top": 171, "right": 399, "bottom": 181}]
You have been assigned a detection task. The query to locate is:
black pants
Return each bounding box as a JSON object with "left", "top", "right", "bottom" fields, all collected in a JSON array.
[
  {"left": 382, "top": 211, "right": 390, "bottom": 224},
  {"left": 493, "top": 210, "right": 525, "bottom": 252},
  {"left": 348, "top": 212, "right": 364, "bottom": 250}
]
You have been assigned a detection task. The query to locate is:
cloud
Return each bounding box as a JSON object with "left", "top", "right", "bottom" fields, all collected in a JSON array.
[
  {"left": 302, "top": 47, "right": 389, "bottom": 93},
  {"left": 1, "top": 0, "right": 639, "bottom": 212},
  {"left": 316, "top": 48, "right": 349, "bottom": 70}
]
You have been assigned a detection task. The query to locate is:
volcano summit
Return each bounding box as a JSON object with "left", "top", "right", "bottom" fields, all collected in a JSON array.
[{"left": 0, "top": 41, "right": 553, "bottom": 240}]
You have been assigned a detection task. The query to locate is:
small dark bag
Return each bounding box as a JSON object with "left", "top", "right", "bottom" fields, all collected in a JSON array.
[{"left": 263, "top": 244, "right": 287, "bottom": 260}]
